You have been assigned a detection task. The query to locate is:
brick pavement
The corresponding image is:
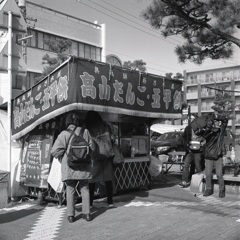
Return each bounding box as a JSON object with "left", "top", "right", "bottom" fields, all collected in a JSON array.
[{"left": 0, "top": 174, "right": 239, "bottom": 240}]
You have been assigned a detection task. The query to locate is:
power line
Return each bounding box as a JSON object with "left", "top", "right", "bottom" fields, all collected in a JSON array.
[
  {"left": 105, "top": 48, "right": 181, "bottom": 73},
  {"left": 204, "top": 85, "right": 240, "bottom": 93},
  {"left": 98, "top": 0, "right": 183, "bottom": 44},
  {"left": 77, "top": 0, "right": 179, "bottom": 46},
  {"left": 30, "top": 1, "right": 240, "bottom": 74},
  {"left": 26, "top": 4, "right": 183, "bottom": 73}
]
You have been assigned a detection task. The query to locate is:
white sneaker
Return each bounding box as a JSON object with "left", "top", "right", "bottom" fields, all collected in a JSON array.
[{"left": 108, "top": 204, "right": 114, "bottom": 208}]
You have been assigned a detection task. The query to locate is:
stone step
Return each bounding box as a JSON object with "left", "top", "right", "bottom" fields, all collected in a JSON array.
[{"left": 203, "top": 174, "right": 240, "bottom": 197}]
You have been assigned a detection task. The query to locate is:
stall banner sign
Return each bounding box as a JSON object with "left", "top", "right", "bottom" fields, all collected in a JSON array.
[
  {"left": 12, "top": 57, "right": 183, "bottom": 140},
  {"left": 20, "top": 120, "right": 56, "bottom": 188}
]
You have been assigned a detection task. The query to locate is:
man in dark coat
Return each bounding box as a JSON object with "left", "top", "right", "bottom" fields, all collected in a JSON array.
[{"left": 203, "top": 112, "right": 228, "bottom": 198}]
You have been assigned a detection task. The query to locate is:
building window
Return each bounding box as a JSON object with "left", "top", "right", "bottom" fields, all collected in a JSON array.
[
  {"left": 233, "top": 70, "right": 240, "bottom": 80},
  {"left": 96, "top": 48, "right": 101, "bottom": 61},
  {"left": 27, "top": 29, "right": 102, "bottom": 61},
  {"left": 12, "top": 75, "right": 23, "bottom": 89},
  {"left": 216, "top": 72, "right": 221, "bottom": 82},
  {"left": 37, "top": 32, "right": 44, "bottom": 48},
  {"left": 70, "top": 41, "right": 78, "bottom": 56},
  {"left": 190, "top": 75, "right": 197, "bottom": 84},
  {"left": 85, "top": 45, "right": 90, "bottom": 58},
  {"left": 79, "top": 43, "right": 85, "bottom": 58},
  {"left": 29, "top": 30, "right": 37, "bottom": 47},
  {"left": 222, "top": 71, "right": 231, "bottom": 81},
  {"left": 205, "top": 73, "right": 213, "bottom": 83},
  {"left": 26, "top": 72, "right": 42, "bottom": 88},
  {"left": 43, "top": 34, "right": 50, "bottom": 51}
]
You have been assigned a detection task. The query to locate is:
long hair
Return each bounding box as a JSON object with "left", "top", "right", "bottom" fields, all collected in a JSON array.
[
  {"left": 65, "top": 112, "right": 79, "bottom": 128},
  {"left": 85, "top": 111, "right": 103, "bottom": 128}
]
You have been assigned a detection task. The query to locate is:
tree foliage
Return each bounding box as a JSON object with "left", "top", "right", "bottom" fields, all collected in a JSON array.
[
  {"left": 165, "top": 72, "right": 183, "bottom": 79},
  {"left": 123, "top": 59, "right": 147, "bottom": 72},
  {"left": 142, "top": 0, "right": 240, "bottom": 64},
  {"left": 211, "top": 86, "right": 235, "bottom": 119},
  {"left": 35, "top": 38, "right": 72, "bottom": 83}
]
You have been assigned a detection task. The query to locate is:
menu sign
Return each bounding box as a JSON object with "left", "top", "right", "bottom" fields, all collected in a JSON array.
[
  {"left": 20, "top": 120, "right": 56, "bottom": 188},
  {"left": 12, "top": 57, "right": 183, "bottom": 140}
]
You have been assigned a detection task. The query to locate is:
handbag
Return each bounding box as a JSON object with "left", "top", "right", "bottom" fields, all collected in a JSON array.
[
  {"left": 112, "top": 144, "right": 125, "bottom": 165},
  {"left": 47, "top": 158, "right": 64, "bottom": 193},
  {"left": 189, "top": 141, "right": 201, "bottom": 151}
]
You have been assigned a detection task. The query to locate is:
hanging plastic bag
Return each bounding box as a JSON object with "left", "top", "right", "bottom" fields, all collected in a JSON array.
[
  {"left": 47, "top": 158, "right": 64, "bottom": 193},
  {"left": 149, "top": 155, "right": 165, "bottom": 177},
  {"left": 112, "top": 144, "right": 125, "bottom": 165}
]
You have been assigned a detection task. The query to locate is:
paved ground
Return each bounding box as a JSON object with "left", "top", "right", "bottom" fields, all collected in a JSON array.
[{"left": 0, "top": 171, "right": 239, "bottom": 240}]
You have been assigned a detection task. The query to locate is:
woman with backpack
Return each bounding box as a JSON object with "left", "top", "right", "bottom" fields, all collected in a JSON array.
[
  {"left": 51, "top": 112, "right": 94, "bottom": 223},
  {"left": 85, "top": 111, "right": 115, "bottom": 208}
]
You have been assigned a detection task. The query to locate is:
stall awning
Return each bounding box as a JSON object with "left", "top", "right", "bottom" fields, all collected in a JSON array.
[
  {"left": 11, "top": 57, "right": 183, "bottom": 140},
  {"left": 150, "top": 124, "right": 184, "bottom": 134},
  {"left": 0, "top": 102, "right": 7, "bottom": 110}
]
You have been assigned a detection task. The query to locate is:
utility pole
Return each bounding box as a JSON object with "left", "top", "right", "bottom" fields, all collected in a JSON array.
[
  {"left": 7, "top": 11, "right": 12, "bottom": 192},
  {"left": 0, "top": 0, "right": 27, "bottom": 200}
]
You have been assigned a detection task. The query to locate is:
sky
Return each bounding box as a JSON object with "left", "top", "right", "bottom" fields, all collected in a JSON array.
[{"left": 27, "top": 0, "right": 240, "bottom": 77}]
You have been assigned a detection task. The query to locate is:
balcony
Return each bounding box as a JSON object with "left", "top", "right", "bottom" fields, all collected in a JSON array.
[
  {"left": 201, "top": 92, "right": 216, "bottom": 98},
  {"left": 186, "top": 92, "right": 198, "bottom": 100},
  {"left": 235, "top": 91, "right": 240, "bottom": 96},
  {"left": 201, "top": 107, "right": 213, "bottom": 112},
  {"left": 189, "top": 106, "right": 198, "bottom": 112}
]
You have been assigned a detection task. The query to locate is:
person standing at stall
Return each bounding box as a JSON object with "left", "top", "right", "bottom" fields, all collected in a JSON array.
[
  {"left": 51, "top": 112, "right": 94, "bottom": 223},
  {"left": 85, "top": 111, "right": 115, "bottom": 208},
  {"left": 179, "top": 124, "right": 206, "bottom": 188}
]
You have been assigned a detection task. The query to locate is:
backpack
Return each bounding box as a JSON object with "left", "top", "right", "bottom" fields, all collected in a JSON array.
[
  {"left": 66, "top": 128, "right": 91, "bottom": 167},
  {"left": 92, "top": 130, "right": 114, "bottom": 161}
]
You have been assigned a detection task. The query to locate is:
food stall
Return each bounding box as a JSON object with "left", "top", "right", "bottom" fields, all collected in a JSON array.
[{"left": 11, "top": 56, "right": 183, "bottom": 203}]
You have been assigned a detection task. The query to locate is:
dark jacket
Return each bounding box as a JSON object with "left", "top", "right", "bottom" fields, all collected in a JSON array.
[
  {"left": 51, "top": 124, "right": 93, "bottom": 181},
  {"left": 205, "top": 117, "right": 228, "bottom": 160}
]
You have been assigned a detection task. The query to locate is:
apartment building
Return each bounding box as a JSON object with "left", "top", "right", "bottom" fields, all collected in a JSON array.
[
  {"left": 183, "top": 65, "right": 240, "bottom": 136},
  {"left": 0, "top": 0, "right": 106, "bottom": 103}
]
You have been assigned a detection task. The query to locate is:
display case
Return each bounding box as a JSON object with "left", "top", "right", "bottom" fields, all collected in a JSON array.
[
  {"left": 114, "top": 122, "right": 151, "bottom": 191},
  {"left": 119, "top": 122, "right": 150, "bottom": 158}
]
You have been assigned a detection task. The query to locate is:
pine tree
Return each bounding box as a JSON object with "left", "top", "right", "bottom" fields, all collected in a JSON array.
[
  {"left": 211, "top": 86, "right": 235, "bottom": 119},
  {"left": 123, "top": 59, "right": 147, "bottom": 72},
  {"left": 142, "top": 0, "right": 240, "bottom": 64},
  {"left": 35, "top": 38, "right": 72, "bottom": 83}
]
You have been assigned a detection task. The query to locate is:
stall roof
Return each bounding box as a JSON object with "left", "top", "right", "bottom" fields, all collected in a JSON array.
[
  {"left": 150, "top": 124, "right": 185, "bottom": 134},
  {"left": 11, "top": 57, "right": 183, "bottom": 140}
]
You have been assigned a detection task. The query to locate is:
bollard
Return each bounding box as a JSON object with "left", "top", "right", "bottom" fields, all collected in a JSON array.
[{"left": 230, "top": 147, "right": 235, "bottom": 162}]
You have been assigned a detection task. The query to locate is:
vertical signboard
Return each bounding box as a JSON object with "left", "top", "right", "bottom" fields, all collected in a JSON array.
[{"left": 20, "top": 119, "right": 57, "bottom": 188}]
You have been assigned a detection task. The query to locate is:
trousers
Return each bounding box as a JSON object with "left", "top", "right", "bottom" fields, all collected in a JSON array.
[
  {"left": 205, "top": 157, "right": 225, "bottom": 191},
  {"left": 89, "top": 181, "right": 113, "bottom": 205},
  {"left": 66, "top": 180, "right": 90, "bottom": 217},
  {"left": 182, "top": 152, "right": 203, "bottom": 182}
]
